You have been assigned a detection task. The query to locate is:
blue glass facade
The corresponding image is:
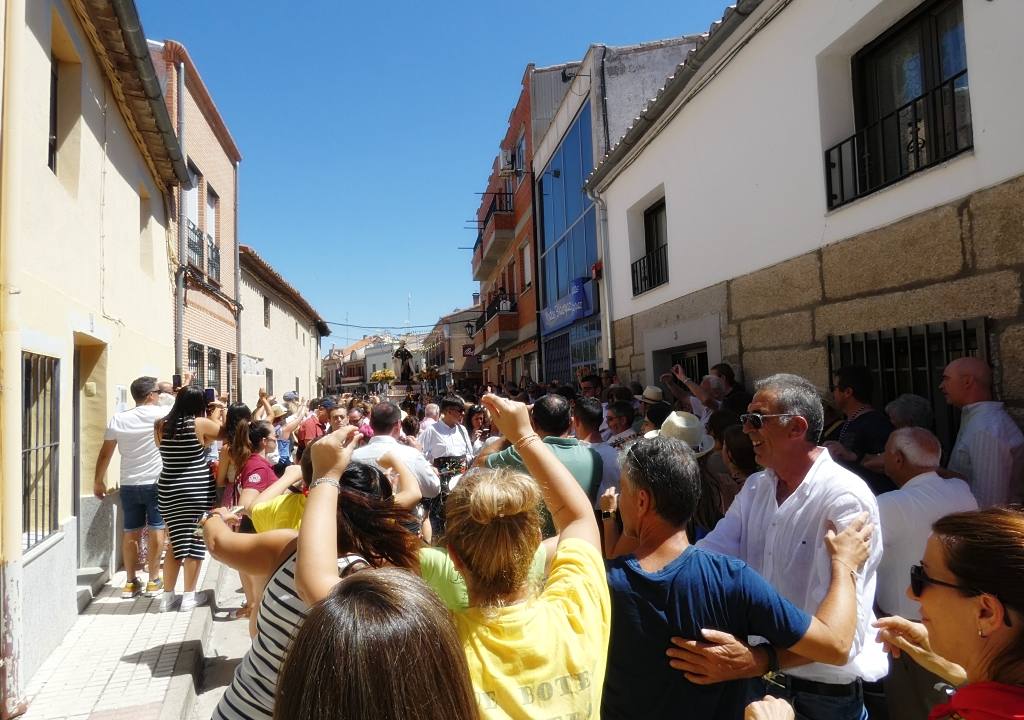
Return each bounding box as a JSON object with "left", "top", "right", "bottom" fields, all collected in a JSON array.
[{"left": 537, "top": 102, "right": 601, "bottom": 381}]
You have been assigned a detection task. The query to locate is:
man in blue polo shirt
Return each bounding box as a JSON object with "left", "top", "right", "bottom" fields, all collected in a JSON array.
[{"left": 599, "top": 435, "right": 871, "bottom": 719}]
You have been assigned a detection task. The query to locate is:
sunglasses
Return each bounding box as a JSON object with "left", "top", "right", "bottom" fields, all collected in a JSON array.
[
  {"left": 739, "top": 412, "right": 797, "bottom": 429},
  {"left": 910, "top": 564, "right": 1013, "bottom": 626}
]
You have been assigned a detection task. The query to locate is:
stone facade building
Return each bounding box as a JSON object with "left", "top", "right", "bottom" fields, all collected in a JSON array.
[{"left": 587, "top": 0, "right": 1024, "bottom": 451}]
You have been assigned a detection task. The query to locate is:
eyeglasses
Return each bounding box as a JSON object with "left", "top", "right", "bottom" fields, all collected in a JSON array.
[
  {"left": 909, "top": 564, "right": 1013, "bottom": 626},
  {"left": 740, "top": 412, "right": 797, "bottom": 429},
  {"left": 581, "top": 385, "right": 596, "bottom": 392}
]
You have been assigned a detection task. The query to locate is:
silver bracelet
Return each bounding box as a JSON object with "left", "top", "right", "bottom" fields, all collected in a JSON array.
[{"left": 309, "top": 477, "right": 341, "bottom": 492}]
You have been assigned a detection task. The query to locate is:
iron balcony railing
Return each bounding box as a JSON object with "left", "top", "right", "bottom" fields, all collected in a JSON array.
[
  {"left": 485, "top": 294, "right": 516, "bottom": 320},
  {"left": 631, "top": 243, "right": 669, "bottom": 296},
  {"left": 481, "top": 192, "right": 514, "bottom": 231},
  {"left": 475, "top": 313, "right": 485, "bottom": 332},
  {"left": 186, "top": 219, "right": 204, "bottom": 268},
  {"left": 207, "top": 235, "right": 221, "bottom": 283},
  {"left": 825, "top": 69, "right": 972, "bottom": 210}
]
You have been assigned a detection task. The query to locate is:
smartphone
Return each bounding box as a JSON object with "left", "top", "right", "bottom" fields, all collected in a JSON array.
[
  {"left": 204, "top": 387, "right": 216, "bottom": 404},
  {"left": 172, "top": 373, "right": 182, "bottom": 389}
]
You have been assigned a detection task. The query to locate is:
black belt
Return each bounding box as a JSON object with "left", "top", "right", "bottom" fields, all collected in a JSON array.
[{"left": 774, "top": 674, "right": 862, "bottom": 698}]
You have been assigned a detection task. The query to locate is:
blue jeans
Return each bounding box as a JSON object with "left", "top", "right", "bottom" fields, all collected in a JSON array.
[
  {"left": 766, "top": 677, "right": 868, "bottom": 720},
  {"left": 120, "top": 483, "right": 164, "bottom": 531}
]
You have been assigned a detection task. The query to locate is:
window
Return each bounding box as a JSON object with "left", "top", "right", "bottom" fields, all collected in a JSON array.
[
  {"left": 295, "top": 377, "right": 300, "bottom": 394},
  {"left": 265, "top": 368, "right": 274, "bottom": 395},
  {"left": 514, "top": 134, "right": 526, "bottom": 184},
  {"left": 264, "top": 295, "right": 271, "bottom": 328},
  {"left": 826, "top": 0, "right": 971, "bottom": 209},
  {"left": 295, "top": 321, "right": 298, "bottom": 339},
  {"left": 537, "top": 103, "right": 596, "bottom": 310},
  {"left": 227, "top": 352, "right": 236, "bottom": 402},
  {"left": 206, "top": 188, "right": 220, "bottom": 282},
  {"left": 826, "top": 317, "right": 986, "bottom": 455},
  {"left": 633, "top": 199, "right": 670, "bottom": 296},
  {"left": 207, "top": 348, "right": 221, "bottom": 393},
  {"left": 48, "top": 56, "right": 58, "bottom": 172},
  {"left": 188, "top": 342, "right": 205, "bottom": 387},
  {"left": 521, "top": 244, "right": 532, "bottom": 287},
  {"left": 22, "top": 352, "right": 60, "bottom": 551}
]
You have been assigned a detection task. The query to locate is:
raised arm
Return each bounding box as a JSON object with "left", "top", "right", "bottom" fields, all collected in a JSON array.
[
  {"left": 295, "top": 426, "right": 360, "bottom": 605},
  {"left": 201, "top": 507, "right": 297, "bottom": 577},
  {"left": 376, "top": 451, "right": 422, "bottom": 509},
  {"left": 481, "top": 394, "right": 600, "bottom": 551}
]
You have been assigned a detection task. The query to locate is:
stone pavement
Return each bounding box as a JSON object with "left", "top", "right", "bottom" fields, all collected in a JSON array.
[{"left": 19, "top": 559, "right": 248, "bottom": 720}]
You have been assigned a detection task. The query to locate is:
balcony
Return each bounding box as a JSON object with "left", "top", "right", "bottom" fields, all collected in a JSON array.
[
  {"left": 207, "top": 235, "right": 221, "bottom": 284},
  {"left": 825, "top": 70, "right": 972, "bottom": 210},
  {"left": 186, "top": 219, "right": 204, "bottom": 269},
  {"left": 471, "top": 232, "right": 485, "bottom": 281},
  {"left": 482, "top": 296, "right": 518, "bottom": 351},
  {"left": 476, "top": 192, "right": 514, "bottom": 278},
  {"left": 631, "top": 243, "right": 669, "bottom": 296}
]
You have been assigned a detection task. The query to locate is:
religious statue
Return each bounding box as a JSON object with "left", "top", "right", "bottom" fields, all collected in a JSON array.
[{"left": 393, "top": 341, "right": 415, "bottom": 384}]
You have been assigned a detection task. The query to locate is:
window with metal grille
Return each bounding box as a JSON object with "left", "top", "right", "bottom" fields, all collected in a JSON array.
[
  {"left": 188, "top": 341, "right": 205, "bottom": 387},
  {"left": 22, "top": 352, "right": 60, "bottom": 551},
  {"left": 827, "top": 317, "right": 986, "bottom": 454},
  {"left": 543, "top": 332, "right": 571, "bottom": 385},
  {"left": 207, "top": 348, "right": 221, "bottom": 394},
  {"left": 826, "top": 0, "right": 970, "bottom": 209},
  {"left": 265, "top": 368, "right": 274, "bottom": 395},
  {"left": 227, "top": 352, "right": 235, "bottom": 402},
  {"left": 48, "top": 57, "right": 58, "bottom": 172}
]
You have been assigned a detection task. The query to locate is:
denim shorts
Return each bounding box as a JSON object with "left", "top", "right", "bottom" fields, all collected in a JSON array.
[{"left": 120, "top": 483, "right": 165, "bottom": 531}]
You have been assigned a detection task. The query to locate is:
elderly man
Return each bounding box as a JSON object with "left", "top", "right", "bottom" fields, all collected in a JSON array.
[
  {"left": 352, "top": 401, "right": 440, "bottom": 499},
  {"left": 676, "top": 373, "right": 885, "bottom": 720},
  {"left": 606, "top": 401, "right": 638, "bottom": 451},
  {"left": 418, "top": 403, "right": 440, "bottom": 437},
  {"left": 876, "top": 427, "right": 977, "bottom": 719},
  {"left": 940, "top": 357, "right": 1024, "bottom": 507}
]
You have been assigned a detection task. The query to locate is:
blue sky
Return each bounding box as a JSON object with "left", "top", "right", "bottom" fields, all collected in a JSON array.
[{"left": 137, "top": 0, "right": 728, "bottom": 352}]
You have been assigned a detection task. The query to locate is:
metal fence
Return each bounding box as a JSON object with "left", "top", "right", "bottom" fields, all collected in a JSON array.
[
  {"left": 22, "top": 352, "right": 60, "bottom": 551},
  {"left": 631, "top": 243, "right": 669, "bottom": 296},
  {"left": 186, "top": 219, "right": 204, "bottom": 268},
  {"left": 825, "top": 70, "right": 972, "bottom": 209},
  {"left": 827, "top": 317, "right": 987, "bottom": 454},
  {"left": 207, "top": 236, "right": 221, "bottom": 283}
]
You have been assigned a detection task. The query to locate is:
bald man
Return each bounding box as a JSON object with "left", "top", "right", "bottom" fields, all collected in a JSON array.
[{"left": 940, "top": 357, "right": 1024, "bottom": 507}]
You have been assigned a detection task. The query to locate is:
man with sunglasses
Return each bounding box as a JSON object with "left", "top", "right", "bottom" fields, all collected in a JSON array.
[
  {"left": 680, "top": 373, "right": 885, "bottom": 720},
  {"left": 875, "top": 427, "right": 976, "bottom": 718}
]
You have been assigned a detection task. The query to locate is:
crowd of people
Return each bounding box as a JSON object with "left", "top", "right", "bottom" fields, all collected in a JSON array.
[{"left": 90, "top": 358, "right": 1024, "bottom": 719}]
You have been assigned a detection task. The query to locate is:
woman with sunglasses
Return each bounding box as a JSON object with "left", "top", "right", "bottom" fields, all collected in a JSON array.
[
  {"left": 464, "top": 403, "right": 489, "bottom": 454},
  {"left": 874, "top": 508, "right": 1024, "bottom": 719}
]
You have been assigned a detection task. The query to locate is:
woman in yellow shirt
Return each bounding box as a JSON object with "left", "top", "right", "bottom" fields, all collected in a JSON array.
[{"left": 444, "top": 394, "right": 611, "bottom": 719}]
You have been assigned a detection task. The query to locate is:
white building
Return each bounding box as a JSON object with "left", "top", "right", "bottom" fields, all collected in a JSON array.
[
  {"left": 587, "top": 0, "right": 1024, "bottom": 450},
  {"left": 238, "top": 245, "right": 328, "bottom": 403}
]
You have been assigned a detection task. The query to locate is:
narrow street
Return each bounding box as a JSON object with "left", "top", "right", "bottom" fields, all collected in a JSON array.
[{"left": 188, "top": 570, "right": 249, "bottom": 720}]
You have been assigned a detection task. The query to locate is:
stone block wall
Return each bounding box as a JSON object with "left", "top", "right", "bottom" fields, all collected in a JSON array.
[{"left": 612, "top": 174, "right": 1024, "bottom": 417}]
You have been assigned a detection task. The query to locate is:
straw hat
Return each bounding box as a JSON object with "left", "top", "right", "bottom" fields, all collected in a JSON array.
[
  {"left": 644, "top": 411, "right": 714, "bottom": 457},
  {"left": 635, "top": 385, "right": 664, "bottom": 404},
  {"left": 271, "top": 403, "right": 288, "bottom": 419}
]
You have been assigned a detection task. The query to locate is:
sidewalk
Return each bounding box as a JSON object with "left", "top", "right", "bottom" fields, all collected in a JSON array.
[{"left": 20, "top": 560, "right": 229, "bottom": 720}]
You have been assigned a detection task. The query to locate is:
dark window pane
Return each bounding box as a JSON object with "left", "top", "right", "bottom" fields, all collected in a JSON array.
[
  {"left": 555, "top": 241, "right": 568, "bottom": 299},
  {"left": 551, "top": 150, "right": 566, "bottom": 242},
  {"left": 563, "top": 121, "right": 582, "bottom": 224},
  {"left": 540, "top": 176, "right": 555, "bottom": 253},
  {"left": 936, "top": 3, "right": 966, "bottom": 79},
  {"left": 571, "top": 221, "right": 588, "bottom": 282}
]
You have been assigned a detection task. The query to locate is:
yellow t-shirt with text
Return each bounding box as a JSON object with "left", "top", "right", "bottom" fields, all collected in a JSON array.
[{"left": 453, "top": 538, "right": 611, "bottom": 719}]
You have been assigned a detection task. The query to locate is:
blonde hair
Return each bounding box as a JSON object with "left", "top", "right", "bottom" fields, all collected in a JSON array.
[{"left": 444, "top": 468, "right": 542, "bottom": 606}]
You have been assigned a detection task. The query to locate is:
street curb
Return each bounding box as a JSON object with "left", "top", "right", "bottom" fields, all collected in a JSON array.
[{"left": 158, "top": 560, "right": 225, "bottom": 720}]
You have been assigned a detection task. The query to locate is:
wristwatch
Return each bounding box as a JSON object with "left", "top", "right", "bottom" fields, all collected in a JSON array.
[{"left": 601, "top": 509, "right": 617, "bottom": 519}]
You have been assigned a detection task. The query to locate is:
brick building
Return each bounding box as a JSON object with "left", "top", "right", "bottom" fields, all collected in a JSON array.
[
  {"left": 150, "top": 40, "right": 242, "bottom": 397},
  {"left": 470, "top": 64, "right": 564, "bottom": 387}
]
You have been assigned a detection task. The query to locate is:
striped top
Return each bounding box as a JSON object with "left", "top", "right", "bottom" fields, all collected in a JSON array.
[{"left": 213, "top": 551, "right": 367, "bottom": 720}]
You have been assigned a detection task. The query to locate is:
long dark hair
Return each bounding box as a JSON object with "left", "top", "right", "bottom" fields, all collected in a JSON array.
[
  {"left": 334, "top": 462, "right": 420, "bottom": 570},
  {"left": 230, "top": 419, "right": 273, "bottom": 469},
  {"left": 464, "top": 404, "right": 486, "bottom": 434},
  {"left": 222, "top": 402, "right": 252, "bottom": 442},
  {"left": 274, "top": 568, "right": 478, "bottom": 720},
  {"left": 161, "top": 386, "right": 207, "bottom": 440}
]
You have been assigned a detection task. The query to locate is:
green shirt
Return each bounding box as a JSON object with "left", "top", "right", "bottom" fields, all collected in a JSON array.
[
  {"left": 485, "top": 436, "right": 603, "bottom": 535},
  {"left": 419, "top": 545, "right": 547, "bottom": 612}
]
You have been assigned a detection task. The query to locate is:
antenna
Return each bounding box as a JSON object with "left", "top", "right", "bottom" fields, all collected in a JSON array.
[{"left": 406, "top": 293, "right": 412, "bottom": 327}]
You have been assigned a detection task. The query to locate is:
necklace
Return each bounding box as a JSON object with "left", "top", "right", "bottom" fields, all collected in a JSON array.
[{"left": 838, "top": 405, "right": 872, "bottom": 446}]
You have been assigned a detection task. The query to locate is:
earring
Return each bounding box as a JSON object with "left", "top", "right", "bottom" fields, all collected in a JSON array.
[{"left": 978, "top": 627, "right": 987, "bottom": 639}]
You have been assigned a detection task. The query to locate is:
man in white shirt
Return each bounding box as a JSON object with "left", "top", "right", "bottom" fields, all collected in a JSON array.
[
  {"left": 876, "top": 427, "right": 977, "bottom": 719},
  {"left": 417, "top": 403, "right": 439, "bottom": 439},
  {"left": 941, "top": 357, "right": 1024, "bottom": 507},
  {"left": 351, "top": 401, "right": 440, "bottom": 499},
  {"left": 683, "top": 373, "right": 885, "bottom": 720},
  {"left": 606, "top": 401, "right": 638, "bottom": 451},
  {"left": 575, "top": 396, "right": 621, "bottom": 507},
  {"left": 419, "top": 397, "right": 473, "bottom": 463},
  {"left": 94, "top": 376, "right": 171, "bottom": 599}
]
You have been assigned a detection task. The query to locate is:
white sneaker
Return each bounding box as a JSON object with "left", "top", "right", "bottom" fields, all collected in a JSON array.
[
  {"left": 159, "top": 593, "right": 181, "bottom": 613},
  {"left": 179, "top": 592, "right": 208, "bottom": 612}
]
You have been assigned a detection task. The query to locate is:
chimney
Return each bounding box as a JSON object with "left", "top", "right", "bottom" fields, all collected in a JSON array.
[{"left": 472, "top": 292, "right": 480, "bottom": 306}]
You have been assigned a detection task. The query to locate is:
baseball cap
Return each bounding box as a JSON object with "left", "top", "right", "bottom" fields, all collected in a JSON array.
[
  {"left": 320, "top": 398, "right": 337, "bottom": 411},
  {"left": 283, "top": 391, "right": 299, "bottom": 401}
]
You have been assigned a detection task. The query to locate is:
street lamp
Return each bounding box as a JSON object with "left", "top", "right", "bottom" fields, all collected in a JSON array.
[
  {"left": 447, "top": 356, "right": 455, "bottom": 391},
  {"left": 465, "top": 321, "right": 474, "bottom": 338}
]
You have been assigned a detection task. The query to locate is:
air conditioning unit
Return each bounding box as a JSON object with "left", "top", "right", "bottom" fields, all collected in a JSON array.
[{"left": 498, "top": 149, "right": 516, "bottom": 177}]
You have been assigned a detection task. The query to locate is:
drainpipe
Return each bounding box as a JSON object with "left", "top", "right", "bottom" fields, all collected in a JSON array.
[
  {"left": 233, "top": 161, "right": 242, "bottom": 401},
  {"left": 173, "top": 62, "right": 186, "bottom": 375},
  {"left": 528, "top": 169, "right": 543, "bottom": 382},
  {"left": 592, "top": 47, "right": 615, "bottom": 374},
  {"left": 0, "top": 0, "right": 28, "bottom": 714}
]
